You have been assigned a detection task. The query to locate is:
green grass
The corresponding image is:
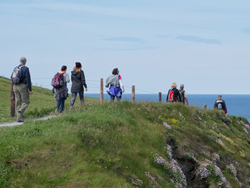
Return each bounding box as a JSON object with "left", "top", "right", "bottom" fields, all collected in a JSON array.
[
  {"left": 0, "top": 76, "right": 99, "bottom": 123},
  {"left": 0, "top": 99, "right": 250, "bottom": 187},
  {"left": 1, "top": 76, "right": 250, "bottom": 187}
]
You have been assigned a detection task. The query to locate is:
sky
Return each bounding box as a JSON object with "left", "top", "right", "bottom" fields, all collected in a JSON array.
[{"left": 0, "top": 0, "right": 250, "bottom": 94}]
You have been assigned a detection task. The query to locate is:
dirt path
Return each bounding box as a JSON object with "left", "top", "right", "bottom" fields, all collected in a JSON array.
[{"left": 0, "top": 115, "right": 58, "bottom": 128}]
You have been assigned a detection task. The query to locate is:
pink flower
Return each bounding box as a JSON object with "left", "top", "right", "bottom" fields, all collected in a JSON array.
[
  {"left": 154, "top": 155, "right": 166, "bottom": 164},
  {"left": 154, "top": 154, "right": 187, "bottom": 187},
  {"left": 243, "top": 127, "right": 249, "bottom": 134},
  {"left": 196, "top": 164, "right": 210, "bottom": 179},
  {"left": 223, "top": 123, "right": 230, "bottom": 129},
  {"left": 163, "top": 122, "right": 171, "bottom": 129},
  {"left": 145, "top": 172, "right": 159, "bottom": 187},
  {"left": 241, "top": 121, "right": 250, "bottom": 129}
]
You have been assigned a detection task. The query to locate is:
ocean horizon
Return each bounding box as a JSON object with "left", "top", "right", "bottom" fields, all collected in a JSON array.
[{"left": 85, "top": 93, "right": 250, "bottom": 121}]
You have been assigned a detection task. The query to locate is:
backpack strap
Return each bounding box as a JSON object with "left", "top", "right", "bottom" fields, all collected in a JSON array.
[
  {"left": 16, "top": 65, "right": 24, "bottom": 79},
  {"left": 19, "top": 65, "right": 24, "bottom": 78},
  {"left": 181, "top": 90, "right": 185, "bottom": 95}
]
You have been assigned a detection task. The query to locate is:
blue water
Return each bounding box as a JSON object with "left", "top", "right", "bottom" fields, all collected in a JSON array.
[{"left": 85, "top": 94, "right": 250, "bottom": 121}]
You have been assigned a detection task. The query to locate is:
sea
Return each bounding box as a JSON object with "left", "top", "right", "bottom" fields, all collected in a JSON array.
[{"left": 85, "top": 94, "right": 250, "bottom": 122}]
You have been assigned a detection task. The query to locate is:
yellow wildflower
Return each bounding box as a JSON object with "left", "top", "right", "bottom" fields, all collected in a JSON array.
[
  {"left": 171, "top": 118, "right": 179, "bottom": 124},
  {"left": 224, "top": 146, "right": 235, "bottom": 154},
  {"left": 219, "top": 133, "right": 238, "bottom": 146},
  {"left": 240, "top": 151, "right": 246, "bottom": 158},
  {"left": 209, "top": 130, "right": 218, "bottom": 136}
]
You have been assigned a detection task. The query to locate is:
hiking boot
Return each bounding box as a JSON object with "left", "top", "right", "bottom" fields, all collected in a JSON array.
[
  {"left": 17, "top": 112, "right": 24, "bottom": 122},
  {"left": 55, "top": 108, "right": 59, "bottom": 114}
]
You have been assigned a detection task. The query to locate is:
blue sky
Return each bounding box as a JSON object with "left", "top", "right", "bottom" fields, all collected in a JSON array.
[{"left": 1, "top": 0, "right": 250, "bottom": 94}]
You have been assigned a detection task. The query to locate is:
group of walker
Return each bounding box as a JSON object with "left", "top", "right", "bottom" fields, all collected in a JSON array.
[
  {"left": 166, "top": 82, "right": 188, "bottom": 105},
  {"left": 10, "top": 57, "right": 125, "bottom": 122},
  {"left": 51, "top": 62, "right": 87, "bottom": 114},
  {"left": 10, "top": 57, "right": 227, "bottom": 122},
  {"left": 166, "top": 82, "right": 227, "bottom": 114},
  {"left": 51, "top": 65, "right": 125, "bottom": 113}
]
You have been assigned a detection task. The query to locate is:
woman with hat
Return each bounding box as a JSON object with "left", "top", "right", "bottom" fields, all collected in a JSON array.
[{"left": 70, "top": 62, "right": 87, "bottom": 108}]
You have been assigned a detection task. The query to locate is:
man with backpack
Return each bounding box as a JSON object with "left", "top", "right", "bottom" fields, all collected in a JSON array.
[
  {"left": 11, "top": 57, "right": 33, "bottom": 122},
  {"left": 166, "top": 82, "right": 181, "bottom": 103},
  {"left": 214, "top": 95, "right": 227, "bottom": 114},
  {"left": 179, "top": 84, "right": 189, "bottom": 105}
]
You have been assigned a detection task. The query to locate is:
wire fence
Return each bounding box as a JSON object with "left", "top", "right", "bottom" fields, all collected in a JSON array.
[
  {"left": 31, "top": 77, "right": 155, "bottom": 94},
  {"left": 9, "top": 76, "right": 168, "bottom": 117}
]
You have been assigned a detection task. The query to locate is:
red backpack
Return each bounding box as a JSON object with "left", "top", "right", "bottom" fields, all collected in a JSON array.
[
  {"left": 168, "top": 89, "right": 175, "bottom": 102},
  {"left": 52, "top": 73, "right": 64, "bottom": 88}
]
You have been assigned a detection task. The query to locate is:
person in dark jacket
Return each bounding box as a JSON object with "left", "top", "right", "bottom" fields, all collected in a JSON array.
[
  {"left": 11, "top": 57, "right": 33, "bottom": 122},
  {"left": 52, "top": 65, "right": 70, "bottom": 114},
  {"left": 214, "top": 95, "right": 227, "bottom": 114},
  {"left": 70, "top": 62, "right": 87, "bottom": 108},
  {"left": 166, "top": 82, "right": 181, "bottom": 103}
]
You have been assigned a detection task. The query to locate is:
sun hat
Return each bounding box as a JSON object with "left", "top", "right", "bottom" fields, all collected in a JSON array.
[{"left": 75, "top": 62, "right": 82, "bottom": 68}]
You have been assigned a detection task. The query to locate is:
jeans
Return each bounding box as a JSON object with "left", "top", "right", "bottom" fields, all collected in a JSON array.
[
  {"left": 70, "top": 92, "right": 84, "bottom": 107},
  {"left": 111, "top": 96, "right": 121, "bottom": 101},
  {"left": 56, "top": 98, "right": 65, "bottom": 112}
]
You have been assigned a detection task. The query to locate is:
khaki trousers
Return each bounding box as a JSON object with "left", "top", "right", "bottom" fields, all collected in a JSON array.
[{"left": 13, "top": 83, "right": 30, "bottom": 114}]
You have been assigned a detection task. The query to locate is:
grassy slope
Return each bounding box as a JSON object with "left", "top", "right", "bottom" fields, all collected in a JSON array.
[
  {"left": 0, "top": 76, "right": 98, "bottom": 123},
  {"left": 0, "top": 100, "right": 250, "bottom": 187}
]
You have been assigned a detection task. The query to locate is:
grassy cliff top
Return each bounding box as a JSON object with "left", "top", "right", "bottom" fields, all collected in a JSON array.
[{"left": 0, "top": 98, "right": 250, "bottom": 187}]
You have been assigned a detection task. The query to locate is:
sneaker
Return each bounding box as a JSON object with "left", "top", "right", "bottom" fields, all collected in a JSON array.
[{"left": 17, "top": 112, "right": 24, "bottom": 122}]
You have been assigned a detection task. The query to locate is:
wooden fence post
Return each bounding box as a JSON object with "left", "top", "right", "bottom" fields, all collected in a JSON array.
[
  {"left": 203, "top": 104, "right": 207, "bottom": 110},
  {"left": 132, "top": 85, "right": 135, "bottom": 103},
  {"left": 159, "top": 92, "right": 162, "bottom": 103},
  {"left": 100, "top": 78, "right": 103, "bottom": 103},
  {"left": 10, "top": 83, "right": 15, "bottom": 117}
]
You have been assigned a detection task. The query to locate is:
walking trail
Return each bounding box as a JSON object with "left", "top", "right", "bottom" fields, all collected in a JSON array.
[{"left": 0, "top": 115, "right": 58, "bottom": 128}]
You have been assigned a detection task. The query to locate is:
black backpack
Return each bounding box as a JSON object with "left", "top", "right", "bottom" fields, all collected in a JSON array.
[
  {"left": 180, "top": 90, "right": 185, "bottom": 103},
  {"left": 216, "top": 101, "right": 223, "bottom": 109}
]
